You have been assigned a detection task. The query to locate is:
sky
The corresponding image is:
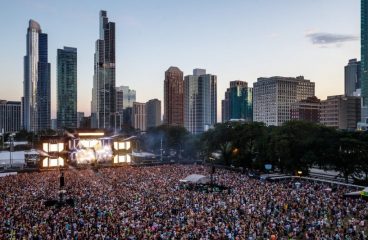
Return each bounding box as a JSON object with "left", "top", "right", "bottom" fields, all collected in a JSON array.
[{"left": 0, "top": 0, "right": 360, "bottom": 120}]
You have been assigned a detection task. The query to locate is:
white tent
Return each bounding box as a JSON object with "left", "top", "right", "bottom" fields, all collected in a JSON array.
[
  {"left": 345, "top": 187, "right": 368, "bottom": 197},
  {"left": 180, "top": 174, "right": 210, "bottom": 184}
]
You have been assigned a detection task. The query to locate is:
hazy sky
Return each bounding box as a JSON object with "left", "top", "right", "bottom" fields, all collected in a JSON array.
[{"left": 0, "top": 0, "right": 360, "bottom": 120}]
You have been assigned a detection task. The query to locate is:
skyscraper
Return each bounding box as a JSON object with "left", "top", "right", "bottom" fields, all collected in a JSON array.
[
  {"left": 253, "top": 76, "right": 315, "bottom": 126},
  {"left": 345, "top": 59, "right": 361, "bottom": 96},
  {"left": 57, "top": 47, "right": 77, "bottom": 129},
  {"left": 361, "top": 0, "right": 368, "bottom": 127},
  {"left": 184, "top": 69, "right": 217, "bottom": 134},
  {"left": 0, "top": 100, "right": 22, "bottom": 133},
  {"left": 132, "top": 102, "right": 146, "bottom": 131},
  {"left": 91, "top": 10, "right": 116, "bottom": 129},
  {"left": 164, "top": 66, "right": 184, "bottom": 126},
  {"left": 222, "top": 81, "right": 253, "bottom": 122},
  {"left": 23, "top": 20, "right": 51, "bottom": 132},
  {"left": 116, "top": 86, "right": 136, "bottom": 129},
  {"left": 146, "top": 99, "right": 161, "bottom": 128},
  {"left": 116, "top": 86, "right": 136, "bottom": 114}
]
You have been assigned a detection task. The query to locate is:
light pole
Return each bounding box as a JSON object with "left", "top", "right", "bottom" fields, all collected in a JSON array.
[
  {"left": 9, "top": 133, "right": 14, "bottom": 168},
  {"left": 0, "top": 128, "right": 3, "bottom": 151},
  {"left": 209, "top": 156, "right": 215, "bottom": 190},
  {"left": 0, "top": 133, "right": 3, "bottom": 151},
  {"left": 160, "top": 137, "right": 163, "bottom": 162}
]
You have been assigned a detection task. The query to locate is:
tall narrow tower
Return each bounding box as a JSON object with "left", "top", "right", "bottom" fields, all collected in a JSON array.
[
  {"left": 57, "top": 47, "right": 77, "bottom": 129},
  {"left": 23, "top": 20, "right": 51, "bottom": 132},
  {"left": 164, "top": 67, "right": 184, "bottom": 126},
  {"left": 91, "top": 10, "right": 116, "bottom": 129},
  {"left": 361, "top": 0, "right": 368, "bottom": 124}
]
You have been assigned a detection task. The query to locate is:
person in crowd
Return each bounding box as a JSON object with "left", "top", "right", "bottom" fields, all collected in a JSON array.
[{"left": 0, "top": 165, "right": 367, "bottom": 239}]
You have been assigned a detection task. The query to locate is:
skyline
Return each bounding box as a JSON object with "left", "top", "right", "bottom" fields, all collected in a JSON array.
[{"left": 0, "top": 0, "right": 360, "bottom": 120}]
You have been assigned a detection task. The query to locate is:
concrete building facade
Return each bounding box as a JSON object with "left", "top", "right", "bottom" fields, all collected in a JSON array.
[
  {"left": 253, "top": 76, "right": 315, "bottom": 126},
  {"left": 321, "top": 95, "right": 361, "bottom": 130},
  {"left": 132, "top": 102, "right": 146, "bottom": 131},
  {"left": 0, "top": 100, "right": 22, "bottom": 133},
  {"left": 290, "top": 96, "right": 321, "bottom": 123},
  {"left": 146, "top": 99, "right": 161, "bottom": 129}
]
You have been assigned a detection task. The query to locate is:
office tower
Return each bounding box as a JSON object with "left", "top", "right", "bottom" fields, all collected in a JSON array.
[
  {"left": 345, "top": 59, "right": 361, "bottom": 96},
  {"left": 222, "top": 92, "right": 230, "bottom": 122},
  {"left": 51, "top": 119, "right": 57, "bottom": 130},
  {"left": 184, "top": 69, "right": 217, "bottom": 134},
  {"left": 132, "top": 102, "right": 146, "bottom": 131},
  {"left": 321, "top": 95, "right": 361, "bottom": 130},
  {"left": 23, "top": 20, "right": 51, "bottom": 132},
  {"left": 146, "top": 99, "right": 161, "bottom": 128},
  {"left": 0, "top": 100, "right": 21, "bottom": 133},
  {"left": 57, "top": 47, "right": 77, "bottom": 129},
  {"left": 361, "top": 0, "right": 368, "bottom": 126},
  {"left": 122, "top": 107, "right": 133, "bottom": 127},
  {"left": 116, "top": 86, "right": 136, "bottom": 110},
  {"left": 77, "top": 112, "right": 84, "bottom": 128},
  {"left": 222, "top": 81, "right": 253, "bottom": 122},
  {"left": 91, "top": 10, "right": 116, "bottom": 129},
  {"left": 80, "top": 116, "right": 91, "bottom": 129},
  {"left": 253, "top": 76, "right": 315, "bottom": 126},
  {"left": 290, "top": 96, "right": 321, "bottom": 123},
  {"left": 116, "top": 86, "right": 136, "bottom": 125},
  {"left": 164, "top": 66, "right": 184, "bottom": 126}
]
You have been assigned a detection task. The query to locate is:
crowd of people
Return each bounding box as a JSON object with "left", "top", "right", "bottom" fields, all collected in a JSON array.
[{"left": 1, "top": 164, "right": 368, "bottom": 239}]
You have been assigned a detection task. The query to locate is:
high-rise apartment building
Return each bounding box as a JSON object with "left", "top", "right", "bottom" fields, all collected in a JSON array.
[
  {"left": 290, "top": 96, "right": 321, "bottom": 123},
  {"left": 0, "top": 100, "right": 22, "bottom": 133},
  {"left": 164, "top": 66, "right": 184, "bottom": 126},
  {"left": 91, "top": 10, "right": 116, "bottom": 129},
  {"left": 184, "top": 69, "right": 217, "bottom": 134},
  {"left": 321, "top": 95, "right": 361, "bottom": 130},
  {"left": 253, "top": 76, "right": 315, "bottom": 126},
  {"left": 23, "top": 20, "right": 51, "bottom": 132},
  {"left": 345, "top": 59, "right": 361, "bottom": 97},
  {"left": 132, "top": 102, "right": 146, "bottom": 131},
  {"left": 146, "top": 99, "right": 161, "bottom": 128},
  {"left": 222, "top": 81, "right": 253, "bottom": 122},
  {"left": 57, "top": 47, "right": 77, "bottom": 129}
]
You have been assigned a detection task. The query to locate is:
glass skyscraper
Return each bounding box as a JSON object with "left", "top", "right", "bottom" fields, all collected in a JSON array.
[
  {"left": 91, "top": 10, "right": 116, "bottom": 129},
  {"left": 23, "top": 20, "right": 51, "bottom": 132},
  {"left": 57, "top": 47, "right": 77, "bottom": 129},
  {"left": 116, "top": 86, "right": 136, "bottom": 128},
  {"left": 344, "top": 59, "right": 361, "bottom": 97},
  {"left": 184, "top": 69, "right": 217, "bottom": 134},
  {"left": 222, "top": 81, "right": 253, "bottom": 122},
  {"left": 361, "top": 0, "right": 368, "bottom": 124}
]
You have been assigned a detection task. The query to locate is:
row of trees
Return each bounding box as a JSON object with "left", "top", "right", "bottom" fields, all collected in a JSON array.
[
  {"left": 4, "top": 121, "right": 368, "bottom": 183},
  {"left": 201, "top": 121, "right": 368, "bottom": 182},
  {"left": 141, "top": 121, "right": 368, "bottom": 183}
]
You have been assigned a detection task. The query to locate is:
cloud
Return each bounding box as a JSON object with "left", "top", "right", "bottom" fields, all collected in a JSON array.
[{"left": 305, "top": 32, "right": 359, "bottom": 47}]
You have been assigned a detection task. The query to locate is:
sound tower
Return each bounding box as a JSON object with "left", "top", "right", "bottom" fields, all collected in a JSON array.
[{"left": 60, "top": 172, "right": 65, "bottom": 188}]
